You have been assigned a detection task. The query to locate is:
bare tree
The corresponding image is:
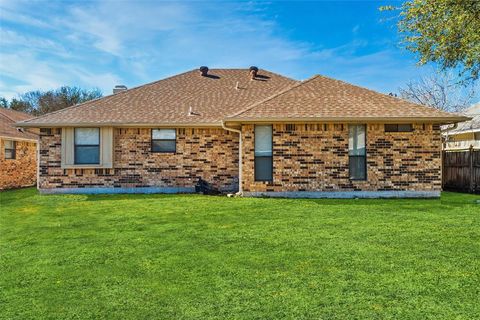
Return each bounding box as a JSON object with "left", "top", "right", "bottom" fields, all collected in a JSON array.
[{"left": 399, "top": 70, "right": 477, "bottom": 112}]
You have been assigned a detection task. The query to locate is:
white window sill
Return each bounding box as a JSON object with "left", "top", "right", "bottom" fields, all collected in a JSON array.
[{"left": 61, "top": 164, "right": 113, "bottom": 169}]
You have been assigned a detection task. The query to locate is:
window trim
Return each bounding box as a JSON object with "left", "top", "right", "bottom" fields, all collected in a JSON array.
[
  {"left": 4, "top": 140, "right": 16, "bottom": 160},
  {"left": 348, "top": 124, "right": 367, "bottom": 181},
  {"left": 254, "top": 125, "right": 273, "bottom": 182},
  {"left": 74, "top": 128, "right": 101, "bottom": 165},
  {"left": 384, "top": 124, "right": 414, "bottom": 132},
  {"left": 151, "top": 128, "right": 176, "bottom": 153}
]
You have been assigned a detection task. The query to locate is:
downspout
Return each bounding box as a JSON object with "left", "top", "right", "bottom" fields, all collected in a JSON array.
[
  {"left": 222, "top": 121, "right": 242, "bottom": 195},
  {"left": 36, "top": 141, "right": 40, "bottom": 190},
  {"left": 443, "top": 122, "right": 458, "bottom": 135}
]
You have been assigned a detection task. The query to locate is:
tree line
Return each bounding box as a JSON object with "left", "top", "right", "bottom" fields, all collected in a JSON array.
[{"left": 0, "top": 86, "right": 103, "bottom": 116}]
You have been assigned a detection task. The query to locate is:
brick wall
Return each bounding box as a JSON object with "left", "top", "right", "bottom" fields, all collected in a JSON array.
[
  {"left": 242, "top": 123, "right": 442, "bottom": 192},
  {"left": 38, "top": 124, "right": 442, "bottom": 193},
  {"left": 38, "top": 128, "right": 239, "bottom": 191},
  {"left": 0, "top": 138, "right": 37, "bottom": 190}
]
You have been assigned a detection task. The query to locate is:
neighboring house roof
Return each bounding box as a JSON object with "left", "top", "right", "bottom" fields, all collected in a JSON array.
[
  {"left": 17, "top": 68, "right": 468, "bottom": 128},
  {"left": 0, "top": 108, "right": 38, "bottom": 141},
  {"left": 17, "top": 69, "right": 297, "bottom": 127},
  {"left": 226, "top": 75, "right": 470, "bottom": 123},
  {"left": 445, "top": 103, "right": 480, "bottom": 135}
]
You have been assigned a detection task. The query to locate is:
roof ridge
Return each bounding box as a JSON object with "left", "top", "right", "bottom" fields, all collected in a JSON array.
[
  {"left": 19, "top": 68, "right": 296, "bottom": 125},
  {"left": 0, "top": 110, "right": 38, "bottom": 140},
  {"left": 0, "top": 107, "right": 32, "bottom": 122},
  {"left": 256, "top": 68, "right": 299, "bottom": 83},
  {"left": 314, "top": 74, "right": 459, "bottom": 116},
  {"left": 17, "top": 95, "right": 105, "bottom": 125},
  {"left": 0, "top": 109, "right": 16, "bottom": 123},
  {"left": 226, "top": 75, "right": 320, "bottom": 119},
  {"left": 19, "top": 69, "right": 199, "bottom": 125}
]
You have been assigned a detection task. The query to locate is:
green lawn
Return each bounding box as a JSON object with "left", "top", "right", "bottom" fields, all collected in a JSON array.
[{"left": 0, "top": 189, "right": 479, "bottom": 320}]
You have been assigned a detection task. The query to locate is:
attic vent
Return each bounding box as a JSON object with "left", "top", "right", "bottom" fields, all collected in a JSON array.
[
  {"left": 113, "top": 85, "right": 127, "bottom": 94},
  {"left": 199, "top": 66, "right": 209, "bottom": 76},
  {"left": 249, "top": 66, "right": 258, "bottom": 79},
  {"left": 285, "top": 124, "right": 296, "bottom": 131}
]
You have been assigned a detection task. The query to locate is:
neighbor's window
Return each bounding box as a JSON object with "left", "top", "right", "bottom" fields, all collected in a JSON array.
[
  {"left": 74, "top": 128, "right": 100, "bottom": 164},
  {"left": 152, "top": 129, "right": 176, "bottom": 153},
  {"left": 385, "top": 124, "right": 413, "bottom": 132},
  {"left": 254, "top": 125, "right": 273, "bottom": 181},
  {"left": 349, "top": 124, "right": 366, "bottom": 180},
  {"left": 4, "top": 140, "right": 16, "bottom": 160}
]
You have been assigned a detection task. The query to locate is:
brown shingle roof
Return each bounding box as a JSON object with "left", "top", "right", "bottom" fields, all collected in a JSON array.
[
  {"left": 17, "top": 70, "right": 468, "bottom": 127},
  {"left": 227, "top": 75, "right": 469, "bottom": 123},
  {"left": 0, "top": 108, "right": 38, "bottom": 141},
  {"left": 18, "top": 69, "right": 298, "bottom": 127}
]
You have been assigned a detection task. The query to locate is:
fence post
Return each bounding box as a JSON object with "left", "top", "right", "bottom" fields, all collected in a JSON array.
[
  {"left": 441, "top": 150, "right": 444, "bottom": 189},
  {"left": 470, "top": 145, "right": 474, "bottom": 193}
]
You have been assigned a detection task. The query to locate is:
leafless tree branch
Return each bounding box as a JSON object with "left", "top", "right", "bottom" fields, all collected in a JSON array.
[{"left": 399, "top": 70, "right": 476, "bottom": 112}]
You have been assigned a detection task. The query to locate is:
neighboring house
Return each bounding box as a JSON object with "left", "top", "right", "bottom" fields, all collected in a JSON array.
[
  {"left": 0, "top": 108, "right": 38, "bottom": 190},
  {"left": 17, "top": 67, "right": 469, "bottom": 198},
  {"left": 443, "top": 103, "right": 480, "bottom": 150}
]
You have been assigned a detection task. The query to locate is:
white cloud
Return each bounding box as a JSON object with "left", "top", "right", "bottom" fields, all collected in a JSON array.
[
  {"left": 0, "top": 0, "right": 450, "bottom": 100},
  {"left": 0, "top": 28, "right": 69, "bottom": 57},
  {"left": 352, "top": 24, "right": 360, "bottom": 34},
  {"left": 63, "top": 6, "right": 123, "bottom": 56},
  {"left": 0, "top": 50, "right": 121, "bottom": 98}
]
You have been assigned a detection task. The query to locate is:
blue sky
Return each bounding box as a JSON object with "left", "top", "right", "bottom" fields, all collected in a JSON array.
[{"left": 0, "top": 0, "right": 449, "bottom": 99}]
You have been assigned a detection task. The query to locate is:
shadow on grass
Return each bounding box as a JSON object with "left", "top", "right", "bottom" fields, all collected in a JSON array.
[
  {"left": 83, "top": 193, "right": 208, "bottom": 202},
  {"left": 78, "top": 191, "right": 479, "bottom": 207}
]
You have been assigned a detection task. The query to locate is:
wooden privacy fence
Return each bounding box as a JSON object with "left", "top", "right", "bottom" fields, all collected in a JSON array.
[{"left": 443, "top": 146, "right": 480, "bottom": 194}]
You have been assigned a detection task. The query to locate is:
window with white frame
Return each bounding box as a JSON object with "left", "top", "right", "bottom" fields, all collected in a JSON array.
[
  {"left": 4, "top": 140, "right": 15, "bottom": 160},
  {"left": 152, "top": 129, "right": 176, "bottom": 153},
  {"left": 254, "top": 125, "right": 273, "bottom": 181},
  {"left": 74, "top": 128, "right": 100, "bottom": 164},
  {"left": 349, "top": 124, "right": 366, "bottom": 180}
]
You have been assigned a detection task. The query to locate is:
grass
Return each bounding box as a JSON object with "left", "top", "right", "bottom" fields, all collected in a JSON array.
[{"left": 0, "top": 188, "right": 479, "bottom": 320}]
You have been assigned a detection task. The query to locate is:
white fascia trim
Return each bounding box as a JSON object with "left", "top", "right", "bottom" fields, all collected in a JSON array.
[
  {"left": 17, "top": 122, "right": 223, "bottom": 128},
  {"left": 0, "top": 135, "right": 38, "bottom": 143}
]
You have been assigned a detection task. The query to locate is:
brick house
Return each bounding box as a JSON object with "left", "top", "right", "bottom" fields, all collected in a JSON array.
[
  {"left": 17, "top": 67, "right": 469, "bottom": 198},
  {"left": 1, "top": 108, "right": 38, "bottom": 190}
]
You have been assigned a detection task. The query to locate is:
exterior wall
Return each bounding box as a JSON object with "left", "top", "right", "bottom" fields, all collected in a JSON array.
[
  {"left": 38, "top": 128, "right": 239, "bottom": 191},
  {"left": 444, "top": 131, "right": 480, "bottom": 150},
  {"left": 38, "top": 123, "right": 442, "bottom": 195},
  {"left": 0, "top": 138, "right": 37, "bottom": 190},
  {"left": 450, "top": 132, "right": 475, "bottom": 141},
  {"left": 242, "top": 123, "right": 442, "bottom": 192}
]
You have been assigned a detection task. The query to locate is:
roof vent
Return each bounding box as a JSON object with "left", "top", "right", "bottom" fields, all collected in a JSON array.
[
  {"left": 199, "top": 66, "right": 209, "bottom": 76},
  {"left": 113, "top": 85, "right": 127, "bottom": 94},
  {"left": 249, "top": 66, "right": 258, "bottom": 79},
  {"left": 188, "top": 106, "right": 200, "bottom": 116}
]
